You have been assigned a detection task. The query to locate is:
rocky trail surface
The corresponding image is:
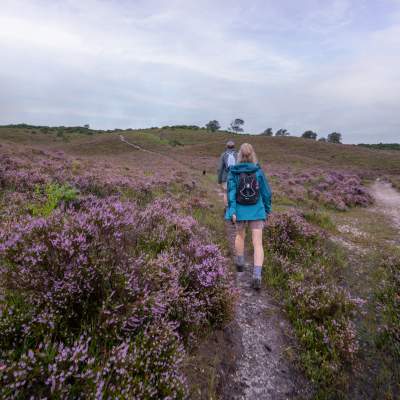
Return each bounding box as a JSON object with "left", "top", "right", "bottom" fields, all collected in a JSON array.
[
  {"left": 218, "top": 191, "right": 311, "bottom": 400},
  {"left": 370, "top": 179, "right": 400, "bottom": 231}
]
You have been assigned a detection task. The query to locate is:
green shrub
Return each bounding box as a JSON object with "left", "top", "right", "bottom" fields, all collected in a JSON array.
[
  {"left": 28, "top": 183, "right": 78, "bottom": 217},
  {"left": 169, "top": 139, "right": 183, "bottom": 146},
  {"left": 303, "top": 210, "right": 336, "bottom": 231}
]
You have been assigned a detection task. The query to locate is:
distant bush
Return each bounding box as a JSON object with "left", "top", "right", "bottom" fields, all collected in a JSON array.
[
  {"left": 1, "top": 123, "right": 40, "bottom": 129},
  {"left": 328, "top": 132, "right": 342, "bottom": 143},
  {"left": 205, "top": 120, "right": 221, "bottom": 132},
  {"left": 302, "top": 130, "right": 317, "bottom": 140},
  {"left": 0, "top": 124, "right": 101, "bottom": 136},
  {"left": 358, "top": 143, "right": 400, "bottom": 151},
  {"left": 275, "top": 128, "right": 290, "bottom": 136},
  {"left": 162, "top": 125, "right": 201, "bottom": 130},
  {"left": 261, "top": 128, "right": 273, "bottom": 136}
]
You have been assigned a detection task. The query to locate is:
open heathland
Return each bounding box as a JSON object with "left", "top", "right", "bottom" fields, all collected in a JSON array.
[{"left": 1, "top": 125, "right": 400, "bottom": 399}]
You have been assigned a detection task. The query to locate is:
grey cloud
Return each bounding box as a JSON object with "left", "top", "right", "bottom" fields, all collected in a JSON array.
[{"left": 0, "top": 0, "right": 399, "bottom": 143}]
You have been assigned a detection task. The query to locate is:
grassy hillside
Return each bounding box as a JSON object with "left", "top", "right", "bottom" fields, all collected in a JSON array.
[{"left": 2, "top": 125, "right": 400, "bottom": 175}]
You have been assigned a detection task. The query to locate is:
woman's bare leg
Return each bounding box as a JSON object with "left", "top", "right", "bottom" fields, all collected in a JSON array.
[
  {"left": 221, "top": 183, "right": 228, "bottom": 207},
  {"left": 235, "top": 226, "right": 246, "bottom": 257},
  {"left": 252, "top": 228, "right": 264, "bottom": 267},
  {"left": 252, "top": 228, "right": 264, "bottom": 289}
]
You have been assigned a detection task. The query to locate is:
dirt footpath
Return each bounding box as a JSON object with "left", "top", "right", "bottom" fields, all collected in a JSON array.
[
  {"left": 369, "top": 180, "right": 400, "bottom": 230},
  {"left": 218, "top": 221, "right": 311, "bottom": 400}
]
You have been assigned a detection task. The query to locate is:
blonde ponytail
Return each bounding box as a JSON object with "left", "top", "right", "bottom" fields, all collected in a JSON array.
[{"left": 237, "top": 143, "right": 258, "bottom": 164}]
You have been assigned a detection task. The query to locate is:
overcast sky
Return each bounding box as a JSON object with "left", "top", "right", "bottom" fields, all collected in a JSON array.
[{"left": 1, "top": 0, "right": 399, "bottom": 143}]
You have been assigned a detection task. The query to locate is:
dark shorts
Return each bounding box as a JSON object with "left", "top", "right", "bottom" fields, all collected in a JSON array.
[{"left": 236, "top": 220, "right": 265, "bottom": 230}]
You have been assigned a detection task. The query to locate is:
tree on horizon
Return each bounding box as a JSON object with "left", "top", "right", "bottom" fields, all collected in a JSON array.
[
  {"left": 328, "top": 132, "right": 342, "bottom": 143},
  {"left": 261, "top": 128, "right": 273, "bottom": 136},
  {"left": 205, "top": 120, "right": 221, "bottom": 132},
  {"left": 302, "top": 130, "right": 317, "bottom": 140},
  {"left": 275, "top": 128, "right": 290, "bottom": 136},
  {"left": 229, "top": 118, "right": 244, "bottom": 133}
]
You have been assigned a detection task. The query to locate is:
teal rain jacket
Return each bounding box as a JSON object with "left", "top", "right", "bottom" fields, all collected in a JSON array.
[{"left": 224, "top": 163, "right": 272, "bottom": 221}]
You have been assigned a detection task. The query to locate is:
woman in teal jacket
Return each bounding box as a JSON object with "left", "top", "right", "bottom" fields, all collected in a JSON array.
[{"left": 225, "top": 143, "right": 272, "bottom": 289}]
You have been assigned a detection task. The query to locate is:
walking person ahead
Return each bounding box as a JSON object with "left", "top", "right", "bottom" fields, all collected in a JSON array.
[
  {"left": 217, "top": 140, "right": 237, "bottom": 207},
  {"left": 225, "top": 143, "right": 272, "bottom": 289}
]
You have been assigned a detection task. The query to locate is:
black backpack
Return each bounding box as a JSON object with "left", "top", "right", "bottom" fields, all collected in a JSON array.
[{"left": 236, "top": 172, "right": 260, "bottom": 205}]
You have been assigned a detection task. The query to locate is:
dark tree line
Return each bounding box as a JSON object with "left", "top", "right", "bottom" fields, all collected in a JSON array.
[
  {"left": 260, "top": 128, "right": 290, "bottom": 136},
  {"left": 205, "top": 118, "right": 245, "bottom": 133},
  {"left": 260, "top": 128, "right": 342, "bottom": 143},
  {"left": 203, "top": 120, "right": 343, "bottom": 143}
]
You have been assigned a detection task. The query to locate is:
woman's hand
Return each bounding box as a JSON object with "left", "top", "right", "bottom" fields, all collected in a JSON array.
[{"left": 232, "top": 214, "right": 237, "bottom": 224}]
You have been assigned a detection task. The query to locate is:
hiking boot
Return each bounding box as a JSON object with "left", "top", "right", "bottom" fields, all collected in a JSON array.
[{"left": 252, "top": 277, "right": 261, "bottom": 290}]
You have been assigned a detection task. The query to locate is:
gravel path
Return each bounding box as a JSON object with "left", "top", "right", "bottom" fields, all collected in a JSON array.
[
  {"left": 370, "top": 180, "right": 400, "bottom": 230},
  {"left": 220, "top": 211, "right": 311, "bottom": 399},
  {"left": 119, "top": 135, "right": 157, "bottom": 154}
]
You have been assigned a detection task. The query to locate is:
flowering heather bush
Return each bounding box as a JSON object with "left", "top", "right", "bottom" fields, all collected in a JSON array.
[
  {"left": 0, "top": 193, "right": 234, "bottom": 397},
  {"left": 264, "top": 212, "right": 363, "bottom": 390},
  {"left": 309, "top": 171, "right": 373, "bottom": 210},
  {"left": 265, "top": 211, "right": 322, "bottom": 256},
  {"left": 0, "top": 146, "right": 186, "bottom": 202},
  {"left": 268, "top": 167, "right": 373, "bottom": 211},
  {"left": 0, "top": 321, "right": 185, "bottom": 399}
]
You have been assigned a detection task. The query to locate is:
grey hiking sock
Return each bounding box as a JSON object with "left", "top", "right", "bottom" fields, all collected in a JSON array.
[
  {"left": 253, "top": 265, "right": 262, "bottom": 279},
  {"left": 235, "top": 255, "right": 245, "bottom": 266}
]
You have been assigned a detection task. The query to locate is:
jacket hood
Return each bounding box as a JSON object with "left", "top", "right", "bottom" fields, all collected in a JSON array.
[{"left": 229, "top": 162, "right": 260, "bottom": 174}]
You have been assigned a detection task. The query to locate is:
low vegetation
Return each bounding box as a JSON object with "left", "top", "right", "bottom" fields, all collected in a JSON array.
[
  {"left": 264, "top": 212, "right": 362, "bottom": 397},
  {"left": 374, "top": 254, "right": 400, "bottom": 370},
  {"left": 358, "top": 143, "right": 400, "bottom": 151},
  {"left": 269, "top": 168, "right": 373, "bottom": 211},
  {"left": 1, "top": 125, "right": 400, "bottom": 399},
  {"left": 0, "top": 147, "right": 235, "bottom": 398}
]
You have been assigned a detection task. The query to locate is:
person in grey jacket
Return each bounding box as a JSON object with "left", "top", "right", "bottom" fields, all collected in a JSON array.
[{"left": 218, "top": 140, "right": 237, "bottom": 206}]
